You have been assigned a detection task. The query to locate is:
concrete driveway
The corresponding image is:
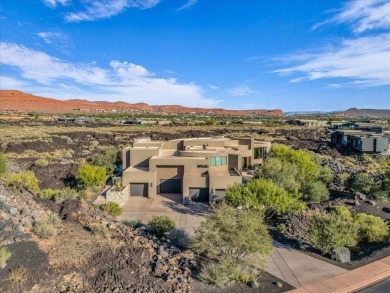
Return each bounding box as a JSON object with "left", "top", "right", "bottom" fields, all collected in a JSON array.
[{"left": 118, "top": 194, "right": 208, "bottom": 235}]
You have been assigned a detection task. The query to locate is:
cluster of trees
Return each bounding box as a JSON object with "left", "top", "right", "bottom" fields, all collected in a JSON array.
[
  {"left": 76, "top": 147, "right": 118, "bottom": 189},
  {"left": 351, "top": 168, "right": 390, "bottom": 201},
  {"left": 259, "top": 144, "right": 332, "bottom": 203},
  {"left": 308, "top": 206, "right": 389, "bottom": 254}
]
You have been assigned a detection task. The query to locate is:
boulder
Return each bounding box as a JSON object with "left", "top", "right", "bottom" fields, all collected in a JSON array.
[
  {"left": 368, "top": 200, "right": 376, "bottom": 206},
  {"left": 331, "top": 247, "right": 350, "bottom": 263}
]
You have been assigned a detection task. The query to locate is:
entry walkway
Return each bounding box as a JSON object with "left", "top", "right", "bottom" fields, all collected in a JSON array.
[
  {"left": 118, "top": 194, "right": 208, "bottom": 236},
  {"left": 265, "top": 241, "right": 347, "bottom": 288},
  {"left": 287, "top": 256, "right": 390, "bottom": 293}
]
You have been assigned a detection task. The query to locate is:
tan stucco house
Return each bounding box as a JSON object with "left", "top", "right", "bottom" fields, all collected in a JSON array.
[{"left": 121, "top": 137, "right": 271, "bottom": 204}]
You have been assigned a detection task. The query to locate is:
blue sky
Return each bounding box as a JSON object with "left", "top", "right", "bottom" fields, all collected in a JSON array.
[{"left": 0, "top": 0, "right": 389, "bottom": 111}]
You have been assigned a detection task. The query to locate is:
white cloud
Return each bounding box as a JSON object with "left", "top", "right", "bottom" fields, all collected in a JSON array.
[
  {"left": 65, "top": 0, "right": 160, "bottom": 22},
  {"left": 0, "top": 42, "right": 221, "bottom": 107},
  {"left": 37, "top": 31, "right": 72, "bottom": 54},
  {"left": 274, "top": 35, "right": 390, "bottom": 86},
  {"left": 43, "top": 0, "right": 70, "bottom": 8},
  {"left": 178, "top": 0, "right": 197, "bottom": 11},
  {"left": 227, "top": 85, "right": 253, "bottom": 96},
  {"left": 316, "top": 0, "right": 390, "bottom": 33},
  {"left": 207, "top": 84, "right": 218, "bottom": 90}
]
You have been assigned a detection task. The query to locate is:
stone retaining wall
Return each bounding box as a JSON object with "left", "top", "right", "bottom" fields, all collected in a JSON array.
[{"left": 106, "top": 185, "right": 129, "bottom": 206}]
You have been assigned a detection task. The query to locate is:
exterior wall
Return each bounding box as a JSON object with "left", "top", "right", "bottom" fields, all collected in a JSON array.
[
  {"left": 130, "top": 148, "right": 160, "bottom": 168},
  {"left": 106, "top": 185, "right": 130, "bottom": 206}
]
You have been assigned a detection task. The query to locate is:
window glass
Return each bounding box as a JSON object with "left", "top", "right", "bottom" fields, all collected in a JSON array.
[
  {"left": 221, "top": 156, "right": 227, "bottom": 165},
  {"left": 211, "top": 157, "right": 216, "bottom": 166},
  {"left": 215, "top": 157, "right": 222, "bottom": 165}
]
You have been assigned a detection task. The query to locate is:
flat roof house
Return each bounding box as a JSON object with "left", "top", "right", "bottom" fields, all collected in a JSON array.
[{"left": 121, "top": 137, "right": 271, "bottom": 204}]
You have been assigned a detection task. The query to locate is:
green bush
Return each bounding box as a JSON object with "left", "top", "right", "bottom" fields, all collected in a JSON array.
[
  {"left": 354, "top": 213, "right": 389, "bottom": 244},
  {"left": 199, "top": 260, "right": 236, "bottom": 287},
  {"left": 122, "top": 219, "right": 141, "bottom": 228},
  {"left": 3, "top": 171, "right": 40, "bottom": 192},
  {"left": 90, "top": 224, "right": 110, "bottom": 239},
  {"left": 226, "top": 179, "right": 306, "bottom": 217},
  {"left": 102, "top": 202, "right": 123, "bottom": 217},
  {"left": 318, "top": 166, "right": 333, "bottom": 186},
  {"left": 34, "top": 214, "right": 62, "bottom": 239},
  {"left": 38, "top": 188, "right": 57, "bottom": 200},
  {"left": 0, "top": 153, "right": 7, "bottom": 176},
  {"left": 307, "top": 210, "right": 358, "bottom": 254},
  {"left": 76, "top": 163, "right": 106, "bottom": 189},
  {"left": 90, "top": 147, "right": 118, "bottom": 174},
  {"left": 330, "top": 205, "right": 353, "bottom": 222},
  {"left": 301, "top": 181, "right": 330, "bottom": 203},
  {"left": 34, "top": 158, "right": 49, "bottom": 168},
  {"left": 148, "top": 216, "right": 176, "bottom": 237},
  {"left": 0, "top": 246, "right": 12, "bottom": 269},
  {"left": 168, "top": 228, "right": 190, "bottom": 249},
  {"left": 351, "top": 173, "right": 379, "bottom": 194},
  {"left": 277, "top": 223, "right": 286, "bottom": 234},
  {"left": 54, "top": 187, "right": 78, "bottom": 202}
]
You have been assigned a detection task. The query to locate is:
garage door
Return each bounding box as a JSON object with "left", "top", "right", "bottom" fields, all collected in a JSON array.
[
  {"left": 159, "top": 179, "right": 182, "bottom": 194},
  {"left": 189, "top": 188, "right": 209, "bottom": 202},
  {"left": 130, "top": 183, "right": 148, "bottom": 197}
]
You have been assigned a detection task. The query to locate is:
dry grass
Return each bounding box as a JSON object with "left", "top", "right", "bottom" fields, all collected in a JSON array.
[{"left": 8, "top": 266, "right": 28, "bottom": 284}]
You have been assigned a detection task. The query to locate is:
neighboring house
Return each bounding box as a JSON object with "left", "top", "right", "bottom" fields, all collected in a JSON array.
[
  {"left": 331, "top": 130, "right": 390, "bottom": 153},
  {"left": 288, "top": 119, "right": 328, "bottom": 127},
  {"left": 121, "top": 137, "right": 271, "bottom": 204}
]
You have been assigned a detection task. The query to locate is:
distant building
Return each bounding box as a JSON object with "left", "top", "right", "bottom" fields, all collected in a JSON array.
[
  {"left": 121, "top": 137, "right": 271, "bottom": 204},
  {"left": 288, "top": 119, "right": 328, "bottom": 127}
]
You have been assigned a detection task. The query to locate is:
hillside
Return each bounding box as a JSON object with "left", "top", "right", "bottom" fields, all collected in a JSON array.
[
  {"left": 339, "top": 108, "right": 390, "bottom": 118},
  {"left": 0, "top": 90, "right": 284, "bottom": 116}
]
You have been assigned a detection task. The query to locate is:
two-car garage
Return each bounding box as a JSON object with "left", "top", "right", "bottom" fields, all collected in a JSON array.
[{"left": 159, "top": 179, "right": 182, "bottom": 194}]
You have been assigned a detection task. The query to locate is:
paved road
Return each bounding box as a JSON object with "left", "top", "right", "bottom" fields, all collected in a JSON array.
[{"left": 357, "top": 279, "right": 390, "bottom": 293}]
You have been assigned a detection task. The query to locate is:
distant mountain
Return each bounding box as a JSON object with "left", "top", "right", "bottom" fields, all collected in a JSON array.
[
  {"left": 0, "top": 90, "right": 284, "bottom": 116},
  {"left": 337, "top": 108, "right": 390, "bottom": 119},
  {"left": 285, "top": 111, "right": 337, "bottom": 116}
]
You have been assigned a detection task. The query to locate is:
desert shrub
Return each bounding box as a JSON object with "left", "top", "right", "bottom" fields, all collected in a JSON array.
[
  {"left": 90, "top": 147, "right": 118, "bottom": 174},
  {"left": 8, "top": 266, "right": 28, "bottom": 284},
  {"left": 34, "top": 158, "right": 49, "bottom": 168},
  {"left": 351, "top": 173, "right": 379, "bottom": 194},
  {"left": 148, "top": 216, "right": 176, "bottom": 237},
  {"left": 338, "top": 172, "right": 350, "bottom": 185},
  {"left": 330, "top": 205, "right": 353, "bottom": 222},
  {"left": 34, "top": 214, "right": 61, "bottom": 239},
  {"left": 226, "top": 179, "right": 306, "bottom": 217},
  {"left": 38, "top": 188, "right": 57, "bottom": 200},
  {"left": 76, "top": 163, "right": 106, "bottom": 189},
  {"left": 3, "top": 171, "right": 40, "bottom": 192},
  {"left": 301, "top": 181, "right": 329, "bottom": 203},
  {"left": 102, "top": 202, "right": 123, "bottom": 217},
  {"left": 90, "top": 224, "right": 110, "bottom": 239},
  {"left": 0, "top": 246, "right": 12, "bottom": 269},
  {"left": 307, "top": 210, "right": 358, "bottom": 254},
  {"left": 277, "top": 223, "right": 286, "bottom": 234},
  {"left": 318, "top": 166, "right": 333, "bottom": 186},
  {"left": 199, "top": 260, "right": 237, "bottom": 287},
  {"left": 168, "top": 228, "right": 190, "bottom": 249},
  {"left": 354, "top": 213, "right": 389, "bottom": 244},
  {"left": 0, "top": 153, "right": 7, "bottom": 176},
  {"left": 192, "top": 204, "right": 271, "bottom": 286},
  {"left": 122, "top": 219, "right": 141, "bottom": 228},
  {"left": 54, "top": 187, "right": 78, "bottom": 202}
]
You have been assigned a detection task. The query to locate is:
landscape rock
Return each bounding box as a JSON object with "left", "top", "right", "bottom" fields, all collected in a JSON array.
[{"left": 331, "top": 247, "right": 351, "bottom": 263}]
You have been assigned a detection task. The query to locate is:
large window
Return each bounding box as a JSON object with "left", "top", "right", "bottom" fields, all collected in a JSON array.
[
  {"left": 210, "top": 156, "right": 227, "bottom": 166},
  {"left": 254, "top": 147, "right": 266, "bottom": 159}
]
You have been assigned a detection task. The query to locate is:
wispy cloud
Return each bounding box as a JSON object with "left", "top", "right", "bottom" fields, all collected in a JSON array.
[
  {"left": 37, "top": 31, "right": 72, "bottom": 54},
  {"left": 274, "top": 35, "right": 390, "bottom": 86},
  {"left": 227, "top": 85, "right": 253, "bottom": 96},
  {"left": 43, "top": 0, "right": 70, "bottom": 8},
  {"left": 275, "top": 0, "right": 390, "bottom": 87},
  {"left": 207, "top": 84, "right": 218, "bottom": 90},
  {"left": 314, "top": 0, "right": 390, "bottom": 33},
  {"left": 178, "top": 0, "right": 197, "bottom": 11},
  {"left": 64, "top": 0, "right": 160, "bottom": 22},
  {"left": 0, "top": 42, "right": 221, "bottom": 107}
]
